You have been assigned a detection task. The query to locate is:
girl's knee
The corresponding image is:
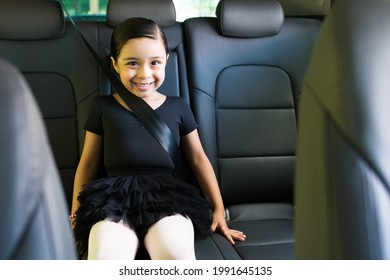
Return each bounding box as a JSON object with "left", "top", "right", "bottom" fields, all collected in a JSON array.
[
  {"left": 144, "top": 215, "right": 196, "bottom": 260},
  {"left": 88, "top": 220, "right": 139, "bottom": 260}
]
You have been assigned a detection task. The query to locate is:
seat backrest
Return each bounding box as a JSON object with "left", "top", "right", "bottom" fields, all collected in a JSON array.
[
  {"left": 96, "top": 0, "right": 190, "bottom": 102},
  {"left": 0, "top": 0, "right": 101, "bottom": 209},
  {"left": 0, "top": 58, "right": 76, "bottom": 259},
  {"left": 277, "top": 0, "right": 330, "bottom": 17},
  {"left": 295, "top": 0, "right": 390, "bottom": 259},
  {"left": 185, "top": 0, "right": 323, "bottom": 207}
]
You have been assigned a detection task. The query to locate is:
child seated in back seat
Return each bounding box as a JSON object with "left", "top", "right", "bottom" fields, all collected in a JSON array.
[{"left": 70, "top": 17, "right": 245, "bottom": 260}]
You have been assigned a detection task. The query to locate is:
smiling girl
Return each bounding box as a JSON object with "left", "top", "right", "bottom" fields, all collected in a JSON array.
[{"left": 71, "top": 17, "right": 245, "bottom": 260}]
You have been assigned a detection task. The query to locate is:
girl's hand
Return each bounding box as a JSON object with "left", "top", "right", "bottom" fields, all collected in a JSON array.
[{"left": 211, "top": 209, "right": 246, "bottom": 245}]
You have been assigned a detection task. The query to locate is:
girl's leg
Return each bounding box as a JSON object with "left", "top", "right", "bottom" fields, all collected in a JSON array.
[
  {"left": 144, "top": 214, "right": 196, "bottom": 260},
  {"left": 88, "top": 219, "right": 140, "bottom": 260}
]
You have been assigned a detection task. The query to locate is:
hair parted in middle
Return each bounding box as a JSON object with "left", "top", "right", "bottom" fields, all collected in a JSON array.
[{"left": 110, "top": 17, "right": 169, "bottom": 61}]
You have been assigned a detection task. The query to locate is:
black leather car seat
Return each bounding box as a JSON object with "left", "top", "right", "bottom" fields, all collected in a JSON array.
[
  {"left": 295, "top": 0, "right": 390, "bottom": 259},
  {"left": 185, "top": 0, "right": 326, "bottom": 259},
  {"left": 0, "top": 0, "right": 101, "bottom": 210},
  {"left": 0, "top": 58, "right": 76, "bottom": 259}
]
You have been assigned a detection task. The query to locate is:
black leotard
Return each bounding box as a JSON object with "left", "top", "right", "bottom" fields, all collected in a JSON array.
[{"left": 73, "top": 95, "right": 212, "bottom": 256}]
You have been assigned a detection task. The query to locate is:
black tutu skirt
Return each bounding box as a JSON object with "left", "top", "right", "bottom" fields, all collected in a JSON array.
[{"left": 73, "top": 171, "right": 212, "bottom": 255}]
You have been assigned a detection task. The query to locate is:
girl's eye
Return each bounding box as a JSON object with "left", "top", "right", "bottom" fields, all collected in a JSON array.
[
  {"left": 151, "top": 60, "right": 161, "bottom": 66},
  {"left": 126, "top": 61, "right": 138, "bottom": 66}
]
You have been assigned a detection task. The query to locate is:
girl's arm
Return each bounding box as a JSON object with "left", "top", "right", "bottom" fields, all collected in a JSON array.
[
  {"left": 70, "top": 131, "right": 102, "bottom": 220},
  {"left": 181, "top": 129, "right": 246, "bottom": 244}
]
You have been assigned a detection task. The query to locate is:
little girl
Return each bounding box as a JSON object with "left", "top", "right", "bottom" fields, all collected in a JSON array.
[{"left": 71, "top": 17, "right": 245, "bottom": 260}]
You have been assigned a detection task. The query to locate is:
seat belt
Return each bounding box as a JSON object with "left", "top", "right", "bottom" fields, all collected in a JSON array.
[{"left": 59, "top": 1, "right": 180, "bottom": 168}]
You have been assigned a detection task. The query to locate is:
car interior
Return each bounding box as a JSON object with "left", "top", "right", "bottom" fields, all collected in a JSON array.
[
  {"left": 0, "top": 57, "right": 77, "bottom": 259},
  {"left": 294, "top": 0, "right": 390, "bottom": 260},
  {"left": 0, "top": 0, "right": 389, "bottom": 260}
]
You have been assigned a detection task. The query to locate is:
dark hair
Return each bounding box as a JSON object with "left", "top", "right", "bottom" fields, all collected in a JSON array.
[{"left": 110, "top": 17, "right": 168, "bottom": 60}]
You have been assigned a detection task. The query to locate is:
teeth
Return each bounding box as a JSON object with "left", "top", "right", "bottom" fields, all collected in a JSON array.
[{"left": 134, "top": 82, "right": 151, "bottom": 86}]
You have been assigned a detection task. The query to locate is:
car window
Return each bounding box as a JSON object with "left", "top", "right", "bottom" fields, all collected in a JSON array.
[
  {"left": 173, "top": 0, "right": 219, "bottom": 21},
  {"left": 62, "top": 0, "right": 219, "bottom": 21}
]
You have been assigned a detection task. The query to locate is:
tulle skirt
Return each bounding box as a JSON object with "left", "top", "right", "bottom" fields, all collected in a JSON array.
[{"left": 73, "top": 171, "right": 212, "bottom": 255}]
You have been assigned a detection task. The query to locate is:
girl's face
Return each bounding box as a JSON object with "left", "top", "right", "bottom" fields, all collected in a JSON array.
[{"left": 111, "top": 37, "right": 167, "bottom": 100}]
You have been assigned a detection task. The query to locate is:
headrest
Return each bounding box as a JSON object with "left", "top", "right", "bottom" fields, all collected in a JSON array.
[
  {"left": 278, "top": 0, "right": 330, "bottom": 16},
  {"left": 0, "top": 0, "right": 64, "bottom": 40},
  {"left": 106, "top": 0, "right": 176, "bottom": 28},
  {"left": 216, "top": 0, "right": 284, "bottom": 38}
]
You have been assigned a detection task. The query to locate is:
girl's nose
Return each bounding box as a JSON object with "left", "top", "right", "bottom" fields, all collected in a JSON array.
[{"left": 137, "top": 65, "right": 151, "bottom": 79}]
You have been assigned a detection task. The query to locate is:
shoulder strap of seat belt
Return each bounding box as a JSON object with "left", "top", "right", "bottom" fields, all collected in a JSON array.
[{"left": 59, "top": 0, "right": 180, "bottom": 167}]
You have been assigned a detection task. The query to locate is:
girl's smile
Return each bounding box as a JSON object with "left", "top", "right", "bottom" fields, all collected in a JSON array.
[{"left": 132, "top": 81, "right": 156, "bottom": 91}]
